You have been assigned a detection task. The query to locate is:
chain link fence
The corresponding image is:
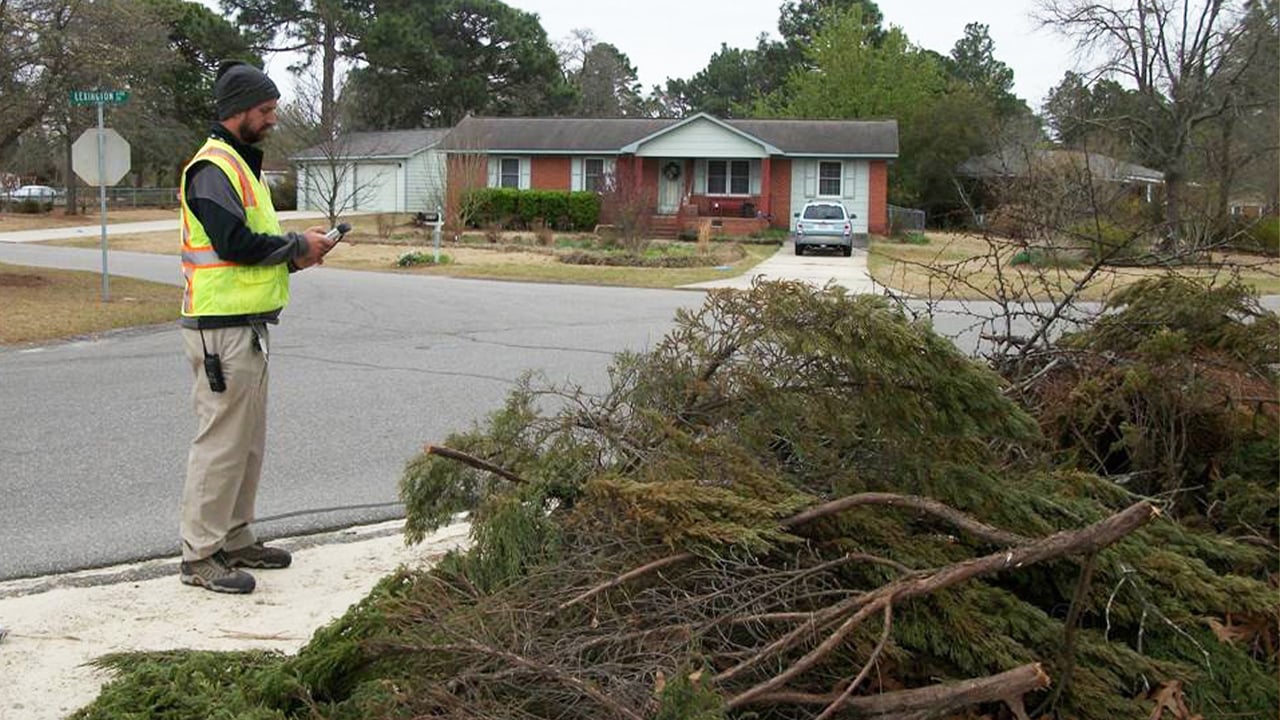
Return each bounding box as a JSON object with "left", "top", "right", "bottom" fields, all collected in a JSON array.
[{"left": 887, "top": 204, "right": 926, "bottom": 233}]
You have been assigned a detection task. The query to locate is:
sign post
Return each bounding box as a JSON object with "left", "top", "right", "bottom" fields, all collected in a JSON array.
[{"left": 70, "top": 89, "right": 130, "bottom": 302}]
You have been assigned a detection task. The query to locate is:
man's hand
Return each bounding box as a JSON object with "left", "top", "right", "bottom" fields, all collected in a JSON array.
[{"left": 294, "top": 226, "right": 334, "bottom": 270}]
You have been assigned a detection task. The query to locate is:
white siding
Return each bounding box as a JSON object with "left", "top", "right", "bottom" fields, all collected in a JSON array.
[
  {"left": 789, "top": 159, "right": 870, "bottom": 234},
  {"left": 405, "top": 148, "right": 446, "bottom": 213},
  {"left": 637, "top": 117, "right": 767, "bottom": 158},
  {"left": 355, "top": 162, "right": 401, "bottom": 211},
  {"left": 298, "top": 161, "right": 358, "bottom": 214}
]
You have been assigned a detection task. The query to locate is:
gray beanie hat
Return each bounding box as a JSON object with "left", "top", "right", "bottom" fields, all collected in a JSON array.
[{"left": 215, "top": 61, "right": 280, "bottom": 120}]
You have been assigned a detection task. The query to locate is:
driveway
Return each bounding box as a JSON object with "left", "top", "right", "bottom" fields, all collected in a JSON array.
[{"left": 682, "top": 240, "right": 882, "bottom": 294}]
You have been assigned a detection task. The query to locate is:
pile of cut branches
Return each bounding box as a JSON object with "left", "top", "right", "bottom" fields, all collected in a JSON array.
[{"left": 79, "top": 281, "right": 1277, "bottom": 720}]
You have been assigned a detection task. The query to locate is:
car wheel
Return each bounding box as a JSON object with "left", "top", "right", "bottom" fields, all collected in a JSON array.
[
  {"left": 794, "top": 244, "right": 804, "bottom": 256},
  {"left": 842, "top": 245, "right": 852, "bottom": 257}
]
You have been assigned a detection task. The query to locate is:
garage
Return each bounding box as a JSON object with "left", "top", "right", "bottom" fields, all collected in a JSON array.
[{"left": 292, "top": 129, "right": 450, "bottom": 214}]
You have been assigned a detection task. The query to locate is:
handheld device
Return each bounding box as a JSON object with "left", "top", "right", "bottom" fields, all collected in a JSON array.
[{"left": 325, "top": 222, "right": 351, "bottom": 243}]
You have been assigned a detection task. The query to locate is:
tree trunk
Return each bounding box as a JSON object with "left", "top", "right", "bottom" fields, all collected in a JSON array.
[
  {"left": 63, "top": 120, "right": 77, "bottom": 216},
  {"left": 1212, "top": 111, "right": 1236, "bottom": 236},
  {"left": 322, "top": 19, "right": 336, "bottom": 139}
]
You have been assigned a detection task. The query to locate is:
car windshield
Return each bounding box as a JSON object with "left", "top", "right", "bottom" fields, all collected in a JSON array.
[{"left": 802, "top": 204, "right": 845, "bottom": 220}]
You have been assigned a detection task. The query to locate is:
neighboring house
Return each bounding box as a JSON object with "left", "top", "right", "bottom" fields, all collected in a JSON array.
[
  {"left": 1229, "top": 190, "right": 1273, "bottom": 219},
  {"left": 292, "top": 129, "right": 450, "bottom": 214},
  {"left": 440, "top": 113, "right": 899, "bottom": 237},
  {"left": 958, "top": 148, "right": 1165, "bottom": 202}
]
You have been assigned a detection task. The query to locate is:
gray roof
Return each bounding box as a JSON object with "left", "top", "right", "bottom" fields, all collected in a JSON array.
[
  {"left": 293, "top": 129, "right": 450, "bottom": 161},
  {"left": 441, "top": 114, "right": 899, "bottom": 157},
  {"left": 957, "top": 148, "right": 1164, "bottom": 184},
  {"left": 726, "top": 119, "right": 898, "bottom": 155}
]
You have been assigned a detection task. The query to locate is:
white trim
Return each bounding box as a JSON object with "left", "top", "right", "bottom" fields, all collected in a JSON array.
[
  {"left": 817, "top": 160, "right": 843, "bottom": 198},
  {"left": 620, "top": 112, "right": 782, "bottom": 155}
]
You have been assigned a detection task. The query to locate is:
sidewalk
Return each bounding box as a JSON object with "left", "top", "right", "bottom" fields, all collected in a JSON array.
[
  {"left": 681, "top": 242, "right": 884, "bottom": 294},
  {"left": 0, "top": 211, "right": 335, "bottom": 244},
  {"left": 0, "top": 520, "right": 470, "bottom": 720}
]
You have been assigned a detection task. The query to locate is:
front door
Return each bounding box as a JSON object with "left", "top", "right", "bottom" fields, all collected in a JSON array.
[{"left": 657, "top": 159, "right": 682, "bottom": 214}]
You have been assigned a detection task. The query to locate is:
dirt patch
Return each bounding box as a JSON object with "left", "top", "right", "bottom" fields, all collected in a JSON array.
[{"left": 0, "top": 272, "right": 49, "bottom": 288}]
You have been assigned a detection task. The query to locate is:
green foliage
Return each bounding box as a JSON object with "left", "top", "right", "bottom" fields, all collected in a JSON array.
[
  {"left": 557, "top": 243, "right": 742, "bottom": 268},
  {"left": 395, "top": 251, "right": 450, "bottom": 267},
  {"left": 1035, "top": 277, "right": 1279, "bottom": 536},
  {"left": 1009, "top": 247, "right": 1084, "bottom": 268},
  {"left": 269, "top": 175, "right": 296, "bottom": 212},
  {"left": 464, "top": 188, "right": 600, "bottom": 232},
  {"left": 10, "top": 198, "right": 51, "bottom": 214},
  {"left": 72, "top": 650, "right": 288, "bottom": 720},
  {"left": 1227, "top": 216, "right": 1280, "bottom": 257},
  {"left": 345, "top": 0, "right": 574, "bottom": 128},
  {"left": 1067, "top": 219, "right": 1148, "bottom": 263},
  {"left": 653, "top": 669, "right": 725, "bottom": 719}
]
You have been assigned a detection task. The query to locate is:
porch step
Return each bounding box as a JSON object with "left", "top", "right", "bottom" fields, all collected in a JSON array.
[{"left": 649, "top": 215, "right": 682, "bottom": 239}]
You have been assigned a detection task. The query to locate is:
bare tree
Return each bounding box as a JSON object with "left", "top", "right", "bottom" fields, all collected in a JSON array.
[
  {"left": 1037, "top": 0, "right": 1272, "bottom": 247},
  {"left": 281, "top": 70, "right": 389, "bottom": 226}
]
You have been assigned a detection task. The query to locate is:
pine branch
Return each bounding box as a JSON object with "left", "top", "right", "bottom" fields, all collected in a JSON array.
[
  {"left": 424, "top": 444, "right": 527, "bottom": 484},
  {"left": 749, "top": 662, "right": 1050, "bottom": 717},
  {"left": 719, "top": 501, "right": 1157, "bottom": 698}
]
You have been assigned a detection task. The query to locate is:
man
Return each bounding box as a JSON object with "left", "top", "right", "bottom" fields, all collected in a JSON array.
[{"left": 177, "top": 60, "right": 333, "bottom": 594}]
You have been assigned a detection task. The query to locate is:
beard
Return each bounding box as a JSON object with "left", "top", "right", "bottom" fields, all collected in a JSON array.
[{"left": 237, "top": 118, "right": 272, "bottom": 144}]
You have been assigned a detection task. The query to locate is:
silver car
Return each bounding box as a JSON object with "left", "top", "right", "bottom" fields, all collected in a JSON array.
[{"left": 792, "top": 201, "right": 854, "bottom": 257}]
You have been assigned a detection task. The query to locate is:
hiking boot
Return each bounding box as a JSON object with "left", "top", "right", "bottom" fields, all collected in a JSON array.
[
  {"left": 224, "top": 542, "right": 292, "bottom": 569},
  {"left": 180, "top": 551, "right": 255, "bottom": 594}
]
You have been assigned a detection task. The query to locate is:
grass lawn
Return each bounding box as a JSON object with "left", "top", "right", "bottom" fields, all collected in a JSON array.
[
  {"left": 45, "top": 215, "right": 779, "bottom": 289},
  {"left": 0, "top": 207, "right": 177, "bottom": 232},
  {"left": 0, "top": 263, "right": 178, "bottom": 345},
  {"left": 869, "top": 231, "right": 1280, "bottom": 300}
]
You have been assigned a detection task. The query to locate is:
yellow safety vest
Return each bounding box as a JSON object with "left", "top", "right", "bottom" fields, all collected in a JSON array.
[{"left": 179, "top": 137, "right": 289, "bottom": 317}]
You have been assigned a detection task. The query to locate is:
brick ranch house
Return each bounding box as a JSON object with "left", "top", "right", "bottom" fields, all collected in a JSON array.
[{"left": 441, "top": 113, "right": 898, "bottom": 238}]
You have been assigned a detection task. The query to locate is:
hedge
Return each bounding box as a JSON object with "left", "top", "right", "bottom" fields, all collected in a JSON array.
[{"left": 465, "top": 188, "right": 600, "bottom": 232}]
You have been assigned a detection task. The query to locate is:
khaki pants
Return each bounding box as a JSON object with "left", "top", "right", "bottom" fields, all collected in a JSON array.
[{"left": 180, "top": 324, "right": 269, "bottom": 562}]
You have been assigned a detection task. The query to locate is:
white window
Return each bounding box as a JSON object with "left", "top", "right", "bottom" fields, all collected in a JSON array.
[
  {"left": 707, "top": 160, "right": 751, "bottom": 195},
  {"left": 499, "top": 157, "right": 520, "bottom": 189},
  {"left": 584, "top": 157, "right": 606, "bottom": 192},
  {"left": 818, "top": 161, "right": 842, "bottom": 196}
]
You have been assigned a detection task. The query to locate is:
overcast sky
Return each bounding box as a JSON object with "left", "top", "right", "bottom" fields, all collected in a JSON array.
[
  {"left": 501, "top": 0, "right": 1082, "bottom": 111},
  {"left": 252, "top": 0, "right": 1084, "bottom": 114}
]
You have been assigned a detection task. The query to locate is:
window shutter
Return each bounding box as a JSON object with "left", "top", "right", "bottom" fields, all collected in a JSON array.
[
  {"left": 843, "top": 161, "right": 856, "bottom": 200},
  {"left": 750, "top": 159, "right": 761, "bottom": 195},
  {"left": 570, "top": 158, "right": 583, "bottom": 191},
  {"left": 695, "top": 159, "right": 707, "bottom": 193},
  {"left": 520, "top": 157, "right": 531, "bottom": 190},
  {"left": 487, "top": 157, "right": 498, "bottom": 188},
  {"left": 803, "top": 160, "right": 817, "bottom": 198}
]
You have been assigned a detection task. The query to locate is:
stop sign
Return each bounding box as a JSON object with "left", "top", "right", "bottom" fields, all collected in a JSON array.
[{"left": 72, "top": 128, "right": 131, "bottom": 186}]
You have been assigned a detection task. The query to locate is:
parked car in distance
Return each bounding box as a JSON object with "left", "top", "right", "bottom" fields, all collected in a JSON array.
[
  {"left": 7, "top": 185, "right": 59, "bottom": 201},
  {"left": 792, "top": 201, "right": 854, "bottom": 257}
]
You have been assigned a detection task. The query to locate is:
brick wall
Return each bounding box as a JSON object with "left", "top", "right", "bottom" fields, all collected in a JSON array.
[
  {"left": 769, "top": 158, "right": 792, "bottom": 229},
  {"left": 868, "top": 160, "right": 888, "bottom": 235},
  {"left": 444, "top": 154, "right": 488, "bottom": 228}
]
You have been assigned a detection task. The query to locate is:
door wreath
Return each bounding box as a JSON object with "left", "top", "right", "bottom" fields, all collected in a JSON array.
[{"left": 662, "top": 161, "right": 682, "bottom": 181}]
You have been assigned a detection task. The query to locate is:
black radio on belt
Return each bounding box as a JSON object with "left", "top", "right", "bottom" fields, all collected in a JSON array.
[{"left": 203, "top": 352, "right": 226, "bottom": 393}]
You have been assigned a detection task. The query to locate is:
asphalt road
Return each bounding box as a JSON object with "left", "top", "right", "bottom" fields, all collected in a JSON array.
[{"left": 0, "top": 244, "right": 702, "bottom": 580}]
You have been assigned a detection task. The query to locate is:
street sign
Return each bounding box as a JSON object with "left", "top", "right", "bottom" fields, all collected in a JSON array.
[
  {"left": 69, "top": 90, "right": 129, "bottom": 106},
  {"left": 72, "top": 128, "right": 131, "bottom": 187}
]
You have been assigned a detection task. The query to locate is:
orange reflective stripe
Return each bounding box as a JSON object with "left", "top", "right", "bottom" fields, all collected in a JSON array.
[
  {"left": 182, "top": 265, "right": 194, "bottom": 314},
  {"left": 194, "top": 148, "right": 257, "bottom": 207}
]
